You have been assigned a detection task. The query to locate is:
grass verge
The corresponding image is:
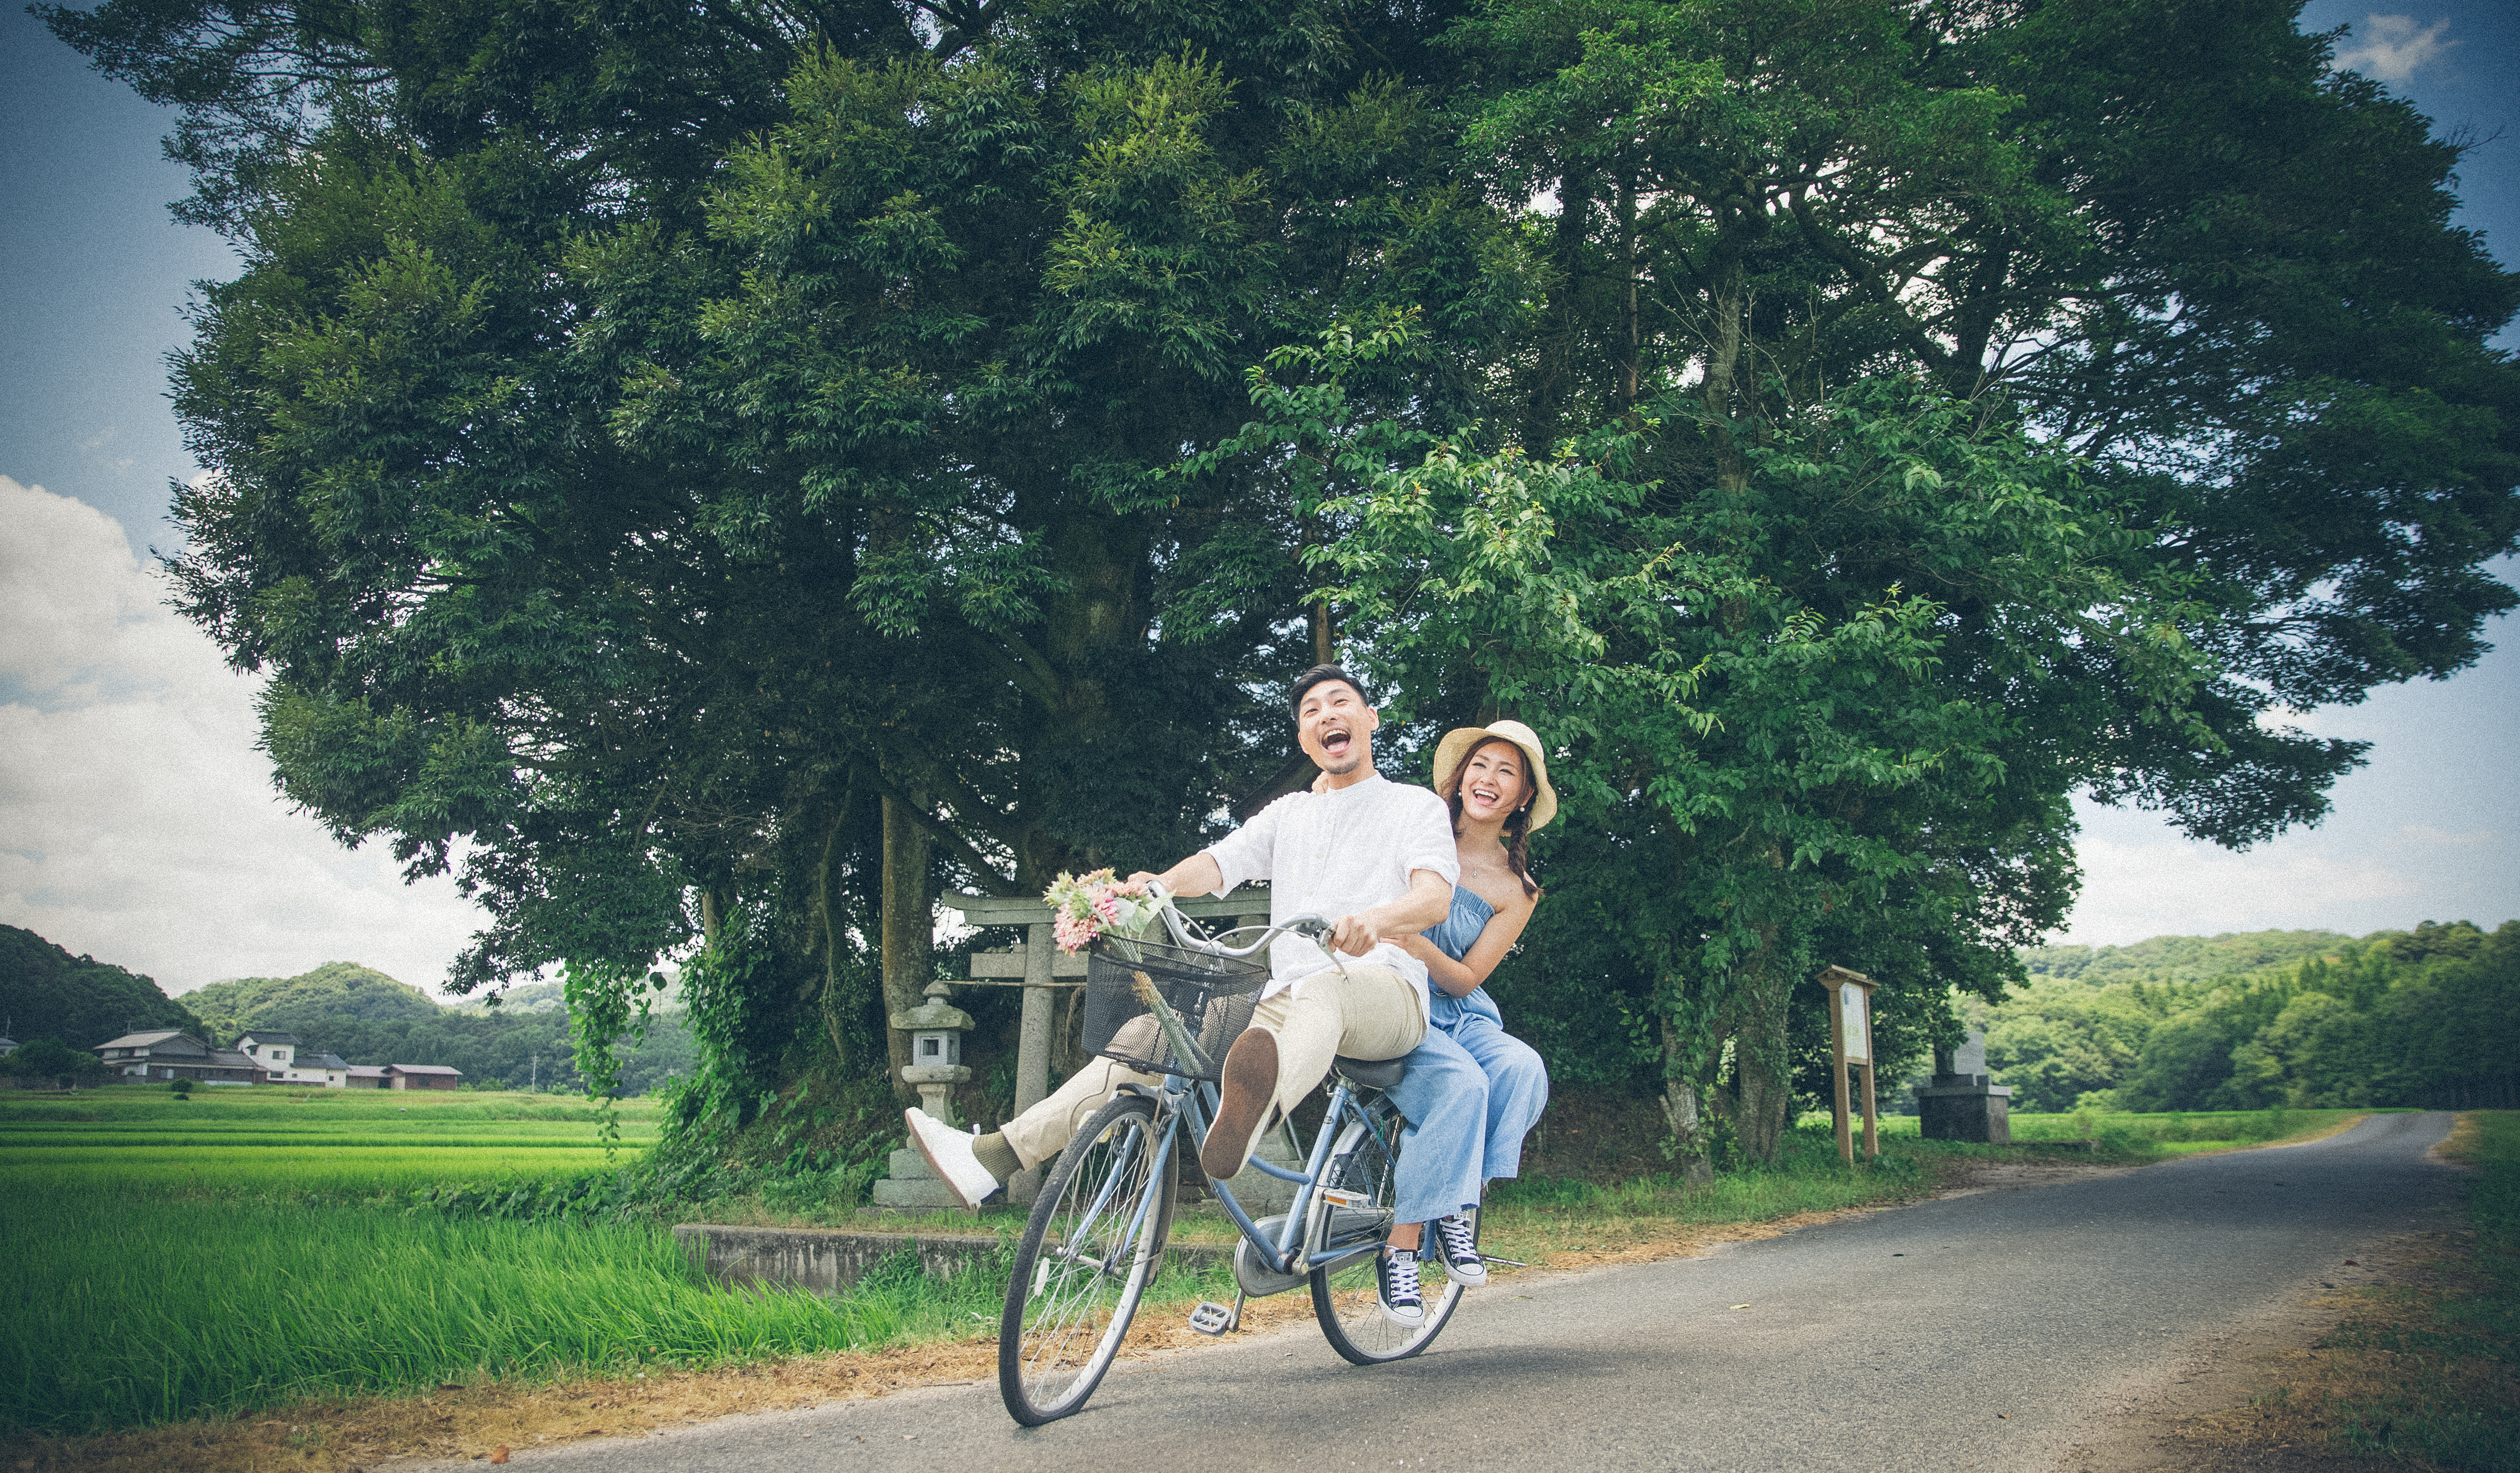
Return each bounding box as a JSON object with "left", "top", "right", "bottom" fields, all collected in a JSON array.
[
  {"left": 2169, "top": 1111, "right": 2519, "bottom": 1473},
  {"left": 0, "top": 1197, "right": 903, "bottom": 1437}
]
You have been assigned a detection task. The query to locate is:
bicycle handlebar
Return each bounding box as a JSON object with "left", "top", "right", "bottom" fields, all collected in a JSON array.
[{"left": 1143, "top": 882, "right": 1332, "bottom": 957}]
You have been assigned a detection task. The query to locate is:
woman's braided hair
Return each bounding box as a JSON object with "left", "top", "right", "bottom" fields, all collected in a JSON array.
[{"left": 1442, "top": 737, "right": 1541, "bottom": 898}]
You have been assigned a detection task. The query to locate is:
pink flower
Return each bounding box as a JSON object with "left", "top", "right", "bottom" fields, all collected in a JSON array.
[
  {"left": 1053, "top": 913, "right": 1097, "bottom": 953},
  {"left": 1092, "top": 892, "right": 1124, "bottom": 925}
]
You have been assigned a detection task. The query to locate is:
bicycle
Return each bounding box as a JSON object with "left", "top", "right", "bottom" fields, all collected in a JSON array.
[{"left": 997, "top": 897, "right": 1501, "bottom": 1425}]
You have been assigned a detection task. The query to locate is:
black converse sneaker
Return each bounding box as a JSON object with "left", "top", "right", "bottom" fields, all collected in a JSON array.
[
  {"left": 1375, "top": 1246, "right": 1426, "bottom": 1327},
  {"left": 1430, "top": 1211, "right": 1488, "bottom": 1287}
]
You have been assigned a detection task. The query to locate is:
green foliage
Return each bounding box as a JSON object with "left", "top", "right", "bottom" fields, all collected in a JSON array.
[
  {"left": 4, "top": 1038, "right": 106, "bottom": 1086},
  {"left": 1988, "top": 921, "right": 2520, "bottom": 1113},
  {"left": 0, "top": 925, "right": 198, "bottom": 1050}
]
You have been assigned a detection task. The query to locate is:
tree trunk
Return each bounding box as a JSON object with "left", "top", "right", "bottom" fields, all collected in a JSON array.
[
  {"left": 1702, "top": 246, "right": 1751, "bottom": 495},
  {"left": 880, "top": 791, "right": 933, "bottom": 1102},
  {"left": 1724, "top": 948, "right": 1796, "bottom": 1163},
  {"left": 1658, "top": 1013, "right": 1714, "bottom": 1187},
  {"left": 1524, "top": 170, "right": 1591, "bottom": 455},
  {"left": 1617, "top": 176, "right": 1641, "bottom": 413}
]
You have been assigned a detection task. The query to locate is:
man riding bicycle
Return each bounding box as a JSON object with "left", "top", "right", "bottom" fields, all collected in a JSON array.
[{"left": 906, "top": 664, "right": 1466, "bottom": 1318}]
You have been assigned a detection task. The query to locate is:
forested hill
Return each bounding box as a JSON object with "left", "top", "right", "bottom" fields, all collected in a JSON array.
[
  {"left": 2018, "top": 931, "right": 2353, "bottom": 989},
  {"left": 186, "top": 963, "right": 441, "bottom": 1037},
  {"left": 0, "top": 926, "right": 199, "bottom": 1050},
  {"left": 1988, "top": 921, "right": 2519, "bottom": 1114}
]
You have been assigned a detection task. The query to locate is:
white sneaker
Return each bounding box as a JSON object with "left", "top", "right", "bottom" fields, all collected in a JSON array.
[
  {"left": 904, "top": 1108, "right": 999, "bottom": 1210},
  {"left": 1375, "top": 1247, "right": 1425, "bottom": 1327},
  {"left": 1430, "top": 1212, "right": 1488, "bottom": 1288}
]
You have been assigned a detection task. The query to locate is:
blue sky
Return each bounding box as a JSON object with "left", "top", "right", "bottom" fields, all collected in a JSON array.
[{"left": 0, "top": 3, "right": 2513, "bottom": 998}]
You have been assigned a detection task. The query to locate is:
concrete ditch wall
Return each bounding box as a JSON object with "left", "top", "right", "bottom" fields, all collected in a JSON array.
[{"left": 674, "top": 1223, "right": 1226, "bottom": 1295}]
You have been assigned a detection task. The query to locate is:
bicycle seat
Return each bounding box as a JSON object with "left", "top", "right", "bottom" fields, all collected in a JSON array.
[{"left": 1332, "top": 1055, "right": 1406, "bottom": 1091}]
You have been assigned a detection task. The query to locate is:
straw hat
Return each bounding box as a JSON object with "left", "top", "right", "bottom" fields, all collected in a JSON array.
[{"left": 1431, "top": 720, "right": 1557, "bottom": 834}]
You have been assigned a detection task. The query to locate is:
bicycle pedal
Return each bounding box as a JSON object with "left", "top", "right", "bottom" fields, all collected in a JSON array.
[{"left": 1187, "top": 1301, "right": 1236, "bottom": 1336}]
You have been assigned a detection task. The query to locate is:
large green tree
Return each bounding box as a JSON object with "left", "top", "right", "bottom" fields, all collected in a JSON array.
[
  {"left": 48, "top": 0, "right": 1522, "bottom": 1126},
  {"left": 1299, "top": 0, "right": 2519, "bottom": 1162}
]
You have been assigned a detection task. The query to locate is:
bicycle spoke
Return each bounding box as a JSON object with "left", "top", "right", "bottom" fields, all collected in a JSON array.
[{"left": 1000, "top": 1096, "right": 1174, "bottom": 1424}]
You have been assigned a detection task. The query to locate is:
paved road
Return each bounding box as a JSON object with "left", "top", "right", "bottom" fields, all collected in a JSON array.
[{"left": 442, "top": 1112, "right": 2462, "bottom": 1472}]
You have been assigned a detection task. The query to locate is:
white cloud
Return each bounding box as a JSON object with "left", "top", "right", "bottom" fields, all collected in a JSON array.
[
  {"left": 2061, "top": 796, "right": 2516, "bottom": 947},
  {"left": 2063, "top": 819, "right": 2418, "bottom": 944},
  {"left": 2333, "top": 13, "right": 2457, "bottom": 83},
  {"left": 0, "top": 476, "right": 484, "bottom": 1000}
]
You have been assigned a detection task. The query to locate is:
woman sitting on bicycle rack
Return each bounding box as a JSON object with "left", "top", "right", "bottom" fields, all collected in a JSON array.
[
  {"left": 906, "top": 663, "right": 1456, "bottom": 1218},
  {"left": 1356, "top": 721, "right": 1555, "bottom": 1323}
]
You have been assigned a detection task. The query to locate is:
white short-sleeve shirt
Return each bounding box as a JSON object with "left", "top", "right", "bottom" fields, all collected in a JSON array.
[{"left": 1203, "top": 773, "right": 1460, "bottom": 1015}]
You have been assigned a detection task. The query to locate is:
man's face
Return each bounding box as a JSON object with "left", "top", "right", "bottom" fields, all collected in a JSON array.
[{"left": 1297, "top": 679, "right": 1380, "bottom": 778}]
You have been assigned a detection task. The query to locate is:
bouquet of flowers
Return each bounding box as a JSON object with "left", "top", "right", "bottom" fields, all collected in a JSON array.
[{"left": 1042, "top": 868, "right": 1170, "bottom": 957}]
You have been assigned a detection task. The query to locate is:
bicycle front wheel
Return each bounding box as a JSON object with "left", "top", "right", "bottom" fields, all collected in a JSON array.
[
  {"left": 999, "top": 1093, "right": 1176, "bottom": 1425},
  {"left": 1309, "top": 1112, "right": 1463, "bottom": 1365}
]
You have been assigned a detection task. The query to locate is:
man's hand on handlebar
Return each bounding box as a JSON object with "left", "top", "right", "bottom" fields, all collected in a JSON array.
[{"left": 1327, "top": 912, "right": 1382, "bottom": 956}]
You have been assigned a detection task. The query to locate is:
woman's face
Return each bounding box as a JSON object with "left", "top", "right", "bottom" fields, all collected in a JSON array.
[{"left": 1455, "top": 739, "right": 1530, "bottom": 825}]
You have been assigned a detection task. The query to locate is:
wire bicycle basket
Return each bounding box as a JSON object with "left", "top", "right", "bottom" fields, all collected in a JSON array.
[{"left": 1083, "top": 932, "right": 1270, "bottom": 1081}]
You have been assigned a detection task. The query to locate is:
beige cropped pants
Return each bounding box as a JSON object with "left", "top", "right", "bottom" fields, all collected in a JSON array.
[{"left": 998, "top": 963, "right": 1424, "bottom": 1173}]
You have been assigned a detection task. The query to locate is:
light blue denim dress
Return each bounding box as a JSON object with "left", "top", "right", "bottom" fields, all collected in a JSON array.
[{"left": 1384, "top": 886, "right": 1552, "bottom": 1223}]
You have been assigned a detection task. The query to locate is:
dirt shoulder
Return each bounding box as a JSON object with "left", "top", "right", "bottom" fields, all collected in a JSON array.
[{"left": 2046, "top": 1228, "right": 2475, "bottom": 1473}]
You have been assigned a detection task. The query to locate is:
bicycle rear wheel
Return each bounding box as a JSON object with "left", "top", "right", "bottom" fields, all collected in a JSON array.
[
  {"left": 1309, "top": 1111, "right": 1463, "bottom": 1364},
  {"left": 999, "top": 1093, "right": 1175, "bottom": 1425}
]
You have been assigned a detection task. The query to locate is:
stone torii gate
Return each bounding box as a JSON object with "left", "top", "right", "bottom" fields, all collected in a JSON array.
[{"left": 944, "top": 888, "right": 1272, "bottom": 1115}]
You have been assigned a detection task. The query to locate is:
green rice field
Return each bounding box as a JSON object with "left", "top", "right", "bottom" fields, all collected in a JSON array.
[
  {"left": 0, "top": 1087, "right": 663, "bottom": 1195},
  {"left": 0, "top": 1085, "right": 896, "bottom": 1437}
]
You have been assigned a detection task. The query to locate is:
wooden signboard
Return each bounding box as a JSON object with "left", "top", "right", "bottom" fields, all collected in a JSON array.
[{"left": 1816, "top": 965, "right": 1879, "bottom": 1165}]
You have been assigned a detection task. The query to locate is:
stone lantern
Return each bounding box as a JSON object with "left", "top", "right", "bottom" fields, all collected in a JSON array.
[{"left": 892, "top": 978, "right": 975, "bottom": 1127}]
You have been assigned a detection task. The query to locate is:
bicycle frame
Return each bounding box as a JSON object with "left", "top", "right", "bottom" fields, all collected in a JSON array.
[{"left": 1123, "top": 892, "right": 1397, "bottom": 1282}]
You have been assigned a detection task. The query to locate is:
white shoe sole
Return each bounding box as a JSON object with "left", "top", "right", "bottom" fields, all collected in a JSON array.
[{"left": 903, "top": 1110, "right": 997, "bottom": 1211}]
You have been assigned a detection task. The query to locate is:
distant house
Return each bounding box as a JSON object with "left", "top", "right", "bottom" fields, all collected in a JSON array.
[
  {"left": 309, "top": 1053, "right": 351, "bottom": 1088},
  {"left": 92, "top": 1030, "right": 261, "bottom": 1085},
  {"left": 344, "top": 1064, "right": 391, "bottom": 1089},
  {"left": 237, "top": 1031, "right": 334, "bottom": 1085},
  {"left": 385, "top": 1064, "right": 462, "bottom": 1091},
  {"left": 0, "top": 1033, "right": 16, "bottom": 1059}
]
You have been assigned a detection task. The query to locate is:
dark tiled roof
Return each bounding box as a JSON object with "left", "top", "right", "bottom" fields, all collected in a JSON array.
[
  {"left": 238, "top": 1031, "right": 300, "bottom": 1045},
  {"left": 387, "top": 1064, "right": 463, "bottom": 1076},
  {"left": 95, "top": 1030, "right": 206, "bottom": 1054},
  {"left": 314, "top": 1054, "right": 351, "bottom": 1069}
]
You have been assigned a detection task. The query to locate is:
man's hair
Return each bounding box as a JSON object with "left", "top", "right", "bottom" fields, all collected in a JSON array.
[{"left": 1287, "top": 663, "right": 1370, "bottom": 720}]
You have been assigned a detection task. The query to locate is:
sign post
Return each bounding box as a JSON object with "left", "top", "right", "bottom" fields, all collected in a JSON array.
[{"left": 1816, "top": 965, "right": 1879, "bottom": 1166}]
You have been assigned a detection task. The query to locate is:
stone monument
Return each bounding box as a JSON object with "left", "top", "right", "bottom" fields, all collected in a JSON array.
[{"left": 1915, "top": 1028, "right": 2011, "bottom": 1143}]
